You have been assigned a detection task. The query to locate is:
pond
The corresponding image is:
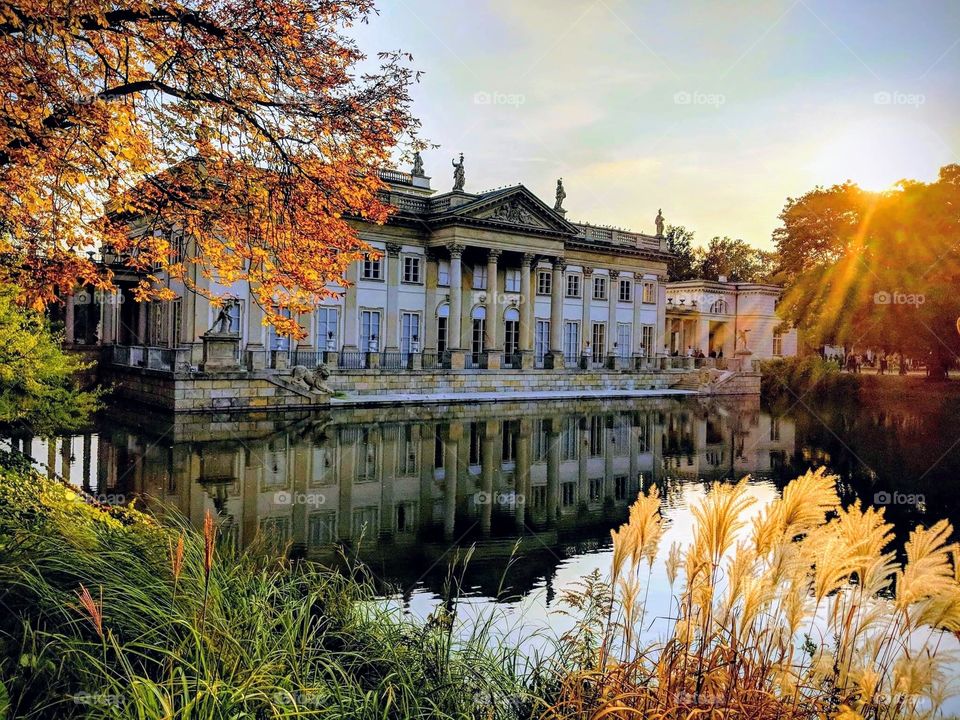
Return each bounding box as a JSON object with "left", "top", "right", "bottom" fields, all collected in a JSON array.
[{"left": 11, "top": 389, "right": 960, "bottom": 672}]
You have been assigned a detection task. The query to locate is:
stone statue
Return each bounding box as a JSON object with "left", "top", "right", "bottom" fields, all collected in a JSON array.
[
  {"left": 210, "top": 300, "right": 236, "bottom": 334},
  {"left": 412, "top": 151, "right": 424, "bottom": 176},
  {"left": 452, "top": 153, "right": 465, "bottom": 191},
  {"left": 655, "top": 208, "right": 665, "bottom": 237},
  {"left": 554, "top": 178, "right": 566, "bottom": 211},
  {"left": 737, "top": 328, "right": 750, "bottom": 351},
  {"left": 289, "top": 364, "right": 334, "bottom": 395}
]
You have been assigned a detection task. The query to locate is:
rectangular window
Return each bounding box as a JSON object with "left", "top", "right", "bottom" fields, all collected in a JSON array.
[
  {"left": 362, "top": 254, "right": 382, "bottom": 280},
  {"left": 563, "top": 321, "right": 579, "bottom": 363},
  {"left": 593, "top": 276, "right": 607, "bottom": 301},
  {"left": 537, "top": 270, "right": 552, "bottom": 295},
  {"left": 505, "top": 268, "right": 521, "bottom": 293},
  {"left": 308, "top": 511, "right": 337, "bottom": 547},
  {"left": 170, "top": 230, "right": 185, "bottom": 266},
  {"left": 589, "top": 416, "right": 603, "bottom": 456},
  {"left": 614, "top": 476, "right": 627, "bottom": 501},
  {"left": 773, "top": 331, "right": 783, "bottom": 357},
  {"left": 589, "top": 478, "right": 603, "bottom": 502},
  {"left": 438, "top": 260, "right": 450, "bottom": 286},
  {"left": 268, "top": 307, "right": 292, "bottom": 351},
  {"left": 566, "top": 274, "right": 581, "bottom": 298},
  {"left": 360, "top": 310, "right": 381, "bottom": 352},
  {"left": 619, "top": 279, "right": 632, "bottom": 303},
  {"left": 149, "top": 302, "right": 165, "bottom": 346},
  {"left": 473, "top": 265, "right": 488, "bottom": 290},
  {"left": 534, "top": 319, "right": 550, "bottom": 366},
  {"left": 616, "top": 323, "right": 631, "bottom": 358},
  {"left": 641, "top": 325, "right": 654, "bottom": 357},
  {"left": 400, "top": 312, "right": 421, "bottom": 355},
  {"left": 395, "top": 502, "right": 417, "bottom": 533},
  {"left": 403, "top": 256, "right": 422, "bottom": 284},
  {"left": 437, "top": 316, "right": 448, "bottom": 354},
  {"left": 170, "top": 298, "right": 182, "bottom": 347},
  {"left": 592, "top": 323, "right": 606, "bottom": 363},
  {"left": 561, "top": 482, "right": 576, "bottom": 507},
  {"left": 316, "top": 307, "right": 339, "bottom": 350},
  {"left": 642, "top": 281, "right": 656, "bottom": 304}
]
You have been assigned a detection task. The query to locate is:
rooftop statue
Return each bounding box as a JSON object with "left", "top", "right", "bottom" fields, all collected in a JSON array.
[
  {"left": 655, "top": 208, "right": 665, "bottom": 237},
  {"left": 452, "top": 153, "right": 465, "bottom": 191},
  {"left": 412, "top": 151, "right": 424, "bottom": 176},
  {"left": 554, "top": 178, "right": 566, "bottom": 211}
]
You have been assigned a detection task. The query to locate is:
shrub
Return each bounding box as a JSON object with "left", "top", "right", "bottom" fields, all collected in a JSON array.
[{"left": 761, "top": 356, "right": 860, "bottom": 401}]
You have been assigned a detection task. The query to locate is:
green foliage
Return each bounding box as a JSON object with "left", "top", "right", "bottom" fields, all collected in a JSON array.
[
  {"left": 0, "top": 468, "right": 533, "bottom": 719},
  {"left": 697, "top": 235, "right": 774, "bottom": 282},
  {"left": 0, "top": 285, "right": 98, "bottom": 435},
  {"left": 664, "top": 225, "right": 698, "bottom": 280},
  {"left": 760, "top": 355, "right": 860, "bottom": 402}
]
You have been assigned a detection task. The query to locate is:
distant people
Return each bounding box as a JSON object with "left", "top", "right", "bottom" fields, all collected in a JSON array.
[
  {"left": 709, "top": 349, "right": 717, "bottom": 358},
  {"left": 846, "top": 354, "right": 857, "bottom": 373},
  {"left": 717, "top": 348, "right": 723, "bottom": 359},
  {"left": 686, "top": 346, "right": 694, "bottom": 357},
  {"left": 878, "top": 355, "right": 887, "bottom": 375}
]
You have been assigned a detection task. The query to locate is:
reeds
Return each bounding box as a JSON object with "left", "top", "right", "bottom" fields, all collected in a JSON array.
[{"left": 548, "top": 468, "right": 960, "bottom": 720}]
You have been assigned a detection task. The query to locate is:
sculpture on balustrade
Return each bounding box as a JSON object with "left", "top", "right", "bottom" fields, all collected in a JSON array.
[
  {"left": 655, "top": 208, "right": 665, "bottom": 237},
  {"left": 412, "top": 151, "right": 424, "bottom": 176},
  {"left": 289, "top": 364, "right": 334, "bottom": 395},
  {"left": 452, "top": 153, "right": 465, "bottom": 191},
  {"left": 554, "top": 178, "right": 566, "bottom": 211}
]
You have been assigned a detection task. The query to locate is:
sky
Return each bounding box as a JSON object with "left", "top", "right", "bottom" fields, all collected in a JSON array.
[{"left": 352, "top": 0, "right": 960, "bottom": 250}]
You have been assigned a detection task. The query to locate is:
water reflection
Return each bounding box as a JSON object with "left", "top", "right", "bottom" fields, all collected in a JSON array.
[{"left": 12, "top": 396, "right": 801, "bottom": 597}]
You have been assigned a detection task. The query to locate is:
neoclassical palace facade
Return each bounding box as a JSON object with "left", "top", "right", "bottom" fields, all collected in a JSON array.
[{"left": 80, "top": 163, "right": 673, "bottom": 371}]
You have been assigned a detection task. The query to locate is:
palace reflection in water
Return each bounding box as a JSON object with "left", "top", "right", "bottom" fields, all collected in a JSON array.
[{"left": 18, "top": 397, "right": 792, "bottom": 596}]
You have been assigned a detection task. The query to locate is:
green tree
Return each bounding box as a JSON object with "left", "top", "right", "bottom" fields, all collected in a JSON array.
[
  {"left": 664, "top": 225, "right": 698, "bottom": 280},
  {"left": 773, "top": 166, "right": 960, "bottom": 378},
  {"left": 696, "top": 236, "right": 772, "bottom": 282},
  {"left": 0, "top": 285, "right": 98, "bottom": 435}
]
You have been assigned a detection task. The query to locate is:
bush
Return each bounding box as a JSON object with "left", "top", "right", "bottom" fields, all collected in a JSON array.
[{"left": 761, "top": 355, "right": 860, "bottom": 401}]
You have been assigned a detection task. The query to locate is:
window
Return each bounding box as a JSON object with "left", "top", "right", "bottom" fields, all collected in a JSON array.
[
  {"left": 504, "top": 308, "right": 520, "bottom": 356},
  {"left": 616, "top": 323, "right": 631, "bottom": 358},
  {"left": 566, "top": 274, "right": 581, "bottom": 298},
  {"left": 316, "top": 307, "right": 339, "bottom": 350},
  {"left": 641, "top": 325, "right": 654, "bottom": 357},
  {"left": 360, "top": 310, "right": 381, "bottom": 352},
  {"left": 563, "top": 321, "right": 579, "bottom": 363},
  {"left": 471, "top": 306, "right": 486, "bottom": 358},
  {"left": 403, "top": 256, "right": 422, "bottom": 284},
  {"left": 642, "top": 281, "right": 656, "bottom": 304},
  {"left": 170, "top": 298, "right": 182, "bottom": 347},
  {"left": 593, "top": 276, "right": 607, "bottom": 301},
  {"left": 400, "top": 312, "right": 421, "bottom": 355},
  {"left": 773, "top": 330, "right": 783, "bottom": 357},
  {"left": 591, "top": 323, "right": 606, "bottom": 363},
  {"left": 395, "top": 503, "right": 417, "bottom": 533},
  {"left": 561, "top": 482, "right": 577, "bottom": 507},
  {"left": 170, "top": 230, "right": 185, "bottom": 266},
  {"left": 614, "top": 476, "right": 628, "bottom": 501},
  {"left": 308, "top": 511, "right": 337, "bottom": 546},
  {"left": 473, "top": 265, "right": 488, "bottom": 290},
  {"left": 362, "top": 254, "right": 382, "bottom": 280},
  {"left": 505, "top": 268, "right": 521, "bottom": 293},
  {"left": 268, "top": 307, "right": 292, "bottom": 351},
  {"left": 438, "top": 260, "right": 450, "bottom": 287},
  {"left": 537, "top": 270, "right": 552, "bottom": 295},
  {"left": 534, "top": 320, "right": 550, "bottom": 366},
  {"left": 436, "top": 304, "right": 449, "bottom": 354},
  {"left": 710, "top": 299, "right": 728, "bottom": 314},
  {"left": 589, "top": 478, "right": 603, "bottom": 502},
  {"left": 149, "top": 302, "right": 165, "bottom": 346},
  {"left": 619, "top": 279, "right": 632, "bottom": 303},
  {"left": 398, "top": 425, "right": 418, "bottom": 476}
]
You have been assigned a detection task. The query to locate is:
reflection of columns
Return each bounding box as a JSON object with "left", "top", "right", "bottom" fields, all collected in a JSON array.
[
  {"left": 243, "top": 447, "right": 261, "bottom": 548},
  {"left": 82, "top": 433, "right": 93, "bottom": 491},
  {"left": 65, "top": 293, "right": 76, "bottom": 344},
  {"left": 581, "top": 267, "right": 593, "bottom": 353},
  {"left": 515, "top": 420, "right": 531, "bottom": 531},
  {"left": 697, "top": 318, "right": 711, "bottom": 355},
  {"left": 385, "top": 243, "right": 403, "bottom": 350},
  {"left": 546, "top": 419, "right": 561, "bottom": 525},
  {"left": 519, "top": 253, "right": 535, "bottom": 353},
  {"left": 338, "top": 430, "right": 355, "bottom": 541},
  {"left": 380, "top": 425, "right": 396, "bottom": 537},
  {"left": 418, "top": 425, "right": 435, "bottom": 528},
  {"left": 485, "top": 249, "right": 501, "bottom": 350},
  {"left": 547, "top": 257, "right": 565, "bottom": 368},
  {"left": 443, "top": 422, "right": 463, "bottom": 540},
  {"left": 46, "top": 438, "right": 57, "bottom": 478},
  {"left": 633, "top": 276, "right": 644, "bottom": 356},
  {"left": 604, "top": 417, "right": 615, "bottom": 501},
  {"left": 656, "top": 276, "right": 667, "bottom": 354},
  {"left": 607, "top": 271, "right": 620, "bottom": 355},
  {"left": 449, "top": 244, "right": 464, "bottom": 350},
  {"left": 480, "top": 421, "right": 497, "bottom": 537},
  {"left": 578, "top": 418, "right": 590, "bottom": 505},
  {"left": 60, "top": 436, "right": 72, "bottom": 485}
]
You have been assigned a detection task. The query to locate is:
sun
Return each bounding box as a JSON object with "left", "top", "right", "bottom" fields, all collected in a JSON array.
[{"left": 809, "top": 118, "right": 945, "bottom": 192}]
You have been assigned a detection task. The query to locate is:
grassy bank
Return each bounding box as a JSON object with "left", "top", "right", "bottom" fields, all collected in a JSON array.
[
  {"left": 1, "top": 457, "right": 958, "bottom": 719},
  {"left": 760, "top": 356, "right": 862, "bottom": 403}
]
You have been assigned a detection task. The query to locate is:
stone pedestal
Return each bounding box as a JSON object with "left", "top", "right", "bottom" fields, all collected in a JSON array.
[
  {"left": 323, "top": 350, "right": 339, "bottom": 367},
  {"left": 247, "top": 343, "right": 266, "bottom": 370},
  {"left": 366, "top": 351, "right": 380, "bottom": 370},
  {"left": 519, "top": 351, "right": 535, "bottom": 370},
  {"left": 484, "top": 349, "right": 502, "bottom": 370},
  {"left": 410, "top": 352, "right": 423, "bottom": 371},
  {"left": 734, "top": 349, "right": 753, "bottom": 372},
  {"left": 448, "top": 350, "right": 466, "bottom": 370},
  {"left": 545, "top": 351, "right": 565, "bottom": 370},
  {"left": 201, "top": 333, "right": 241, "bottom": 372}
]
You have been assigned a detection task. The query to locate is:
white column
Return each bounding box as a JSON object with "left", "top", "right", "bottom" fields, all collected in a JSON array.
[
  {"left": 520, "top": 253, "right": 535, "bottom": 353},
  {"left": 607, "top": 270, "right": 619, "bottom": 355},
  {"left": 485, "top": 249, "right": 501, "bottom": 350},
  {"left": 385, "top": 243, "right": 402, "bottom": 350},
  {"left": 448, "top": 244, "right": 464, "bottom": 349},
  {"left": 581, "top": 267, "right": 593, "bottom": 355},
  {"left": 548, "top": 257, "right": 565, "bottom": 360},
  {"left": 343, "top": 261, "right": 360, "bottom": 349}
]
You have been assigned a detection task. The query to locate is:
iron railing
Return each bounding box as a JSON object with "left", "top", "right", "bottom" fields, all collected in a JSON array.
[
  {"left": 503, "top": 353, "right": 522, "bottom": 369},
  {"left": 338, "top": 350, "right": 365, "bottom": 369},
  {"left": 380, "top": 351, "right": 406, "bottom": 369},
  {"left": 109, "top": 345, "right": 190, "bottom": 372},
  {"left": 422, "top": 352, "right": 442, "bottom": 370}
]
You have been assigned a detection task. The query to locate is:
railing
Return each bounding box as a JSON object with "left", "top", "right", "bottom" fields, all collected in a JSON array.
[
  {"left": 109, "top": 345, "right": 190, "bottom": 372},
  {"left": 503, "top": 353, "right": 522, "bottom": 369},
  {"left": 563, "top": 353, "right": 579, "bottom": 366},
  {"left": 422, "top": 352, "right": 442, "bottom": 370},
  {"left": 379, "top": 168, "right": 414, "bottom": 184},
  {"left": 338, "top": 350, "right": 365, "bottom": 369},
  {"left": 290, "top": 350, "right": 326, "bottom": 368},
  {"left": 465, "top": 353, "right": 480, "bottom": 369},
  {"left": 380, "top": 351, "right": 406, "bottom": 369}
]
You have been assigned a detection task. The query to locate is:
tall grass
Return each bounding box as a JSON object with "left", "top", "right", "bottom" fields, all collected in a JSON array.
[
  {"left": 0, "top": 465, "right": 533, "bottom": 719},
  {"left": 545, "top": 468, "right": 960, "bottom": 719}
]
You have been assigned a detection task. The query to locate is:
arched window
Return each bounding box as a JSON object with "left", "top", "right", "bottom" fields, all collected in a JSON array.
[
  {"left": 436, "top": 303, "right": 449, "bottom": 353},
  {"left": 504, "top": 307, "right": 520, "bottom": 322},
  {"left": 710, "top": 299, "right": 728, "bottom": 314},
  {"left": 504, "top": 307, "right": 520, "bottom": 357},
  {"left": 471, "top": 306, "right": 486, "bottom": 319}
]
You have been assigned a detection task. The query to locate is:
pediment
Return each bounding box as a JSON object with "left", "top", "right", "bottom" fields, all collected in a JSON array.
[{"left": 434, "top": 185, "right": 577, "bottom": 235}]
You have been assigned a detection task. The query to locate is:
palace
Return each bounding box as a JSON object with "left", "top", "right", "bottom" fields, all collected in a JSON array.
[{"left": 61, "top": 156, "right": 795, "bottom": 409}]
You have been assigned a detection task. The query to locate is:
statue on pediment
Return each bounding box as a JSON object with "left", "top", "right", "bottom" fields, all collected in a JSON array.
[
  {"left": 452, "top": 153, "right": 465, "bottom": 191},
  {"left": 554, "top": 178, "right": 566, "bottom": 211}
]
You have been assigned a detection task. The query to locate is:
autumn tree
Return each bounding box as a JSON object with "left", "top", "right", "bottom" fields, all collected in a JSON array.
[
  {"left": 773, "top": 166, "right": 960, "bottom": 378},
  {"left": 696, "top": 236, "right": 772, "bottom": 282},
  {"left": 0, "top": 0, "right": 419, "bottom": 335}
]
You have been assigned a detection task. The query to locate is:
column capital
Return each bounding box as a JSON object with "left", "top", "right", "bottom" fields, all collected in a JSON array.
[
  {"left": 385, "top": 242, "right": 403, "bottom": 257},
  {"left": 609, "top": 269, "right": 621, "bottom": 280},
  {"left": 551, "top": 256, "right": 567, "bottom": 271},
  {"left": 486, "top": 248, "right": 503, "bottom": 260},
  {"left": 582, "top": 265, "right": 594, "bottom": 276},
  {"left": 521, "top": 252, "right": 536, "bottom": 267},
  {"left": 449, "top": 243, "right": 465, "bottom": 259}
]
